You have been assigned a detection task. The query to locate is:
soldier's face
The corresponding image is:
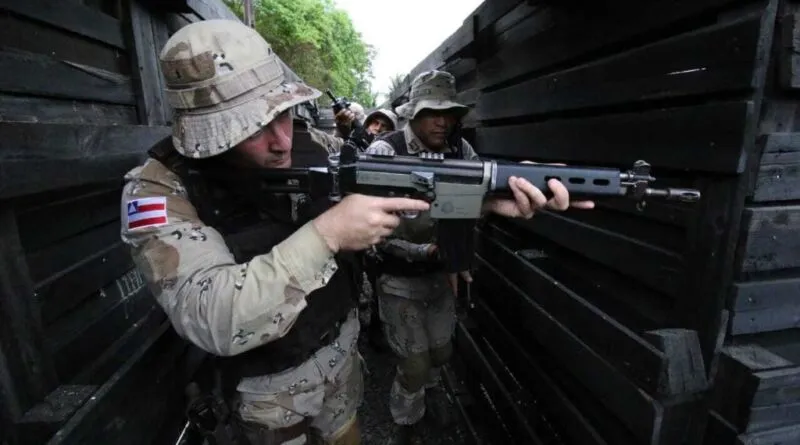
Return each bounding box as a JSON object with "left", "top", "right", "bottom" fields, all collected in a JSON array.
[
  {"left": 232, "top": 110, "right": 294, "bottom": 168},
  {"left": 412, "top": 109, "right": 458, "bottom": 150},
  {"left": 366, "top": 116, "right": 392, "bottom": 135}
]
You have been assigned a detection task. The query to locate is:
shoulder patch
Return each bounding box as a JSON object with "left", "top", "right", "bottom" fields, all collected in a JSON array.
[{"left": 126, "top": 196, "right": 168, "bottom": 230}]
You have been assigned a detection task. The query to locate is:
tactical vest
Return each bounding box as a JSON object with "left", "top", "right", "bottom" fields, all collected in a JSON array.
[
  {"left": 147, "top": 138, "right": 357, "bottom": 378},
  {"left": 373, "top": 130, "right": 476, "bottom": 274}
]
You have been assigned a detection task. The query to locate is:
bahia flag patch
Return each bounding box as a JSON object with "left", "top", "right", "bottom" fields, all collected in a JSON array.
[{"left": 126, "top": 197, "right": 168, "bottom": 230}]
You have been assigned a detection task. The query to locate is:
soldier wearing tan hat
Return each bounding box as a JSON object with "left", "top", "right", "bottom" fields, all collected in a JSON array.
[
  {"left": 366, "top": 70, "right": 593, "bottom": 444},
  {"left": 119, "top": 19, "right": 430, "bottom": 445}
]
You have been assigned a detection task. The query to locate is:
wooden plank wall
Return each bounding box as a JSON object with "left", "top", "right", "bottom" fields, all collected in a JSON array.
[
  {"left": 701, "top": 1, "right": 800, "bottom": 441},
  {"left": 0, "top": 1, "right": 223, "bottom": 444},
  {"left": 386, "top": 0, "right": 800, "bottom": 443}
]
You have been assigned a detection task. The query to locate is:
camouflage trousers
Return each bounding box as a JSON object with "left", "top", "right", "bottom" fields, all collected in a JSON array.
[
  {"left": 357, "top": 272, "right": 374, "bottom": 327},
  {"left": 377, "top": 273, "right": 456, "bottom": 425},
  {"left": 235, "top": 310, "right": 363, "bottom": 444}
]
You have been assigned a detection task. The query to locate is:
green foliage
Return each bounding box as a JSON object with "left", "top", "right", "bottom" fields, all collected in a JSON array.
[
  {"left": 387, "top": 73, "right": 408, "bottom": 100},
  {"left": 224, "top": 0, "right": 376, "bottom": 107}
]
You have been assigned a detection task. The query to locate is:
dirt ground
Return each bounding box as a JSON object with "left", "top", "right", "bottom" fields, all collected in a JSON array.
[{"left": 357, "top": 333, "right": 469, "bottom": 445}]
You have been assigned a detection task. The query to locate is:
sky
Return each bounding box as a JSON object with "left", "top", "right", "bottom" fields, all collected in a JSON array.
[{"left": 332, "top": 0, "right": 483, "bottom": 104}]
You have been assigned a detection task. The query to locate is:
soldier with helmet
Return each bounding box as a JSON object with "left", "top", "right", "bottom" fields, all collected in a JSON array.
[
  {"left": 119, "top": 19, "right": 431, "bottom": 445},
  {"left": 365, "top": 70, "right": 594, "bottom": 444}
]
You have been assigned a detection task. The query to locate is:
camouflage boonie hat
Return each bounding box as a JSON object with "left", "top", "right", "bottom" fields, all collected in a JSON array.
[
  {"left": 395, "top": 70, "right": 468, "bottom": 120},
  {"left": 364, "top": 108, "right": 398, "bottom": 130},
  {"left": 160, "top": 19, "right": 321, "bottom": 158}
]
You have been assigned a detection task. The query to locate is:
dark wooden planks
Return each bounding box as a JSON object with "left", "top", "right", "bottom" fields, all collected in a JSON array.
[
  {"left": 471, "top": 0, "right": 516, "bottom": 35},
  {"left": 454, "top": 322, "right": 545, "bottom": 445},
  {"left": 476, "top": 227, "right": 670, "bottom": 395},
  {"left": 25, "top": 221, "right": 123, "bottom": 285},
  {"left": 0, "top": 94, "right": 137, "bottom": 125},
  {"left": 185, "top": 0, "right": 239, "bottom": 21},
  {"left": 737, "top": 205, "right": 800, "bottom": 273},
  {"left": 0, "top": 0, "right": 125, "bottom": 48},
  {"left": 128, "top": 0, "right": 170, "bottom": 126},
  {"left": 475, "top": 101, "right": 753, "bottom": 174},
  {"left": 537, "top": 204, "right": 686, "bottom": 252},
  {"left": 710, "top": 345, "right": 800, "bottom": 433},
  {"left": 0, "top": 207, "right": 58, "bottom": 415},
  {"left": 46, "top": 268, "right": 154, "bottom": 382},
  {"left": 439, "top": 365, "right": 483, "bottom": 445},
  {"left": 16, "top": 384, "right": 96, "bottom": 445},
  {"left": 71, "top": 307, "right": 168, "bottom": 386},
  {"left": 731, "top": 277, "right": 800, "bottom": 312},
  {"left": 730, "top": 278, "right": 800, "bottom": 335},
  {"left": 406, "top": 20, "right": 475, "bottom": 81},
  {"left": 470, "top": 297, "right": 609, "bottom": 445},
  {"left": 0, "top": 49, "right": 135, "bottom": 104},
  {"left": 704, "top": 411, "right": 740, "bottom": 444},
  {"left": 0, "top": 123, "right": 169, "bottom": 198},
  {"left": 0, "top": 13, "right": 128, "bottom": 75},
  {"left": 779, "top": 11, "right": 800, "bottom": 90},
  {"left": 45, "top": 322, "right": 195, "bottom": 445},
  {"left": 644, "top": 329, "right": 708, "bottom": 397},
  {"left": 477, "top": 15, "right": 762, "bottom": 121},
  {"left": 486, "top": 218, "right": 674, "bottom": 331},
  {"left": 752, "top": 132, "right": 800, "bottom": 202},
  {"left": 448, "top": 342, "right": 515, "bottom": 443},
  {"left": 729, "top": 305, "right": 800, "bottom": 335},
  {"left": 0, "top": 123, "right": 168, "bottom": 159},
  {"left": 37, "top": 243, "right": 132, "bottom": 326},
  {"left": 742, "top": 400, "right": 800, "bottom": 433},
  {"left": 472, "top": 254, "right": 665, "bottom": 443},
  {"left": 739, "top": 424, "right": 800, "bottom": 444},
  {"left": 508, "top": 212, "right": 686, "bottom": 298},
  {"left": 0, "top": 156, "right": 142, "bottom": 201},
  {"left": 17, "top": 187, "right": 121, "bottom": 252},
  {"left": 596, "top": 197, "right": 694, "bottom": 228},
  {"left": 477, "top": 0, "right": 751, "bottom": 90}
]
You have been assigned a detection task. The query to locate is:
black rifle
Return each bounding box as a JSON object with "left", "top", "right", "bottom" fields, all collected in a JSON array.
[
  {"left": 208, "top": 145, "right": 701, "bottom": 271},
  {"left": 325, "top": 90, "right": 372, "bottom": 151}
]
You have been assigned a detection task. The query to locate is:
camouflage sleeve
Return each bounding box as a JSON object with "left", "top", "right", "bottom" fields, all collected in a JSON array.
[
  {"left": 461, "top": 138, "right": 480, "bottom": 160},
  {"left": 120, "top": 159, "right": 338, "bottom": 357},
  {"left": 308, "top": 123, "right": 344, "bottom": 155}
]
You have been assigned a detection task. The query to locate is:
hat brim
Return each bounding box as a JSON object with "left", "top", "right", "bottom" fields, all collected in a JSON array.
[
  {"left": 173, "top": 81, "right": 321, "bottom": 158},
  {"left": 396, "top": 99, "right": 469, "bottom": 120}
]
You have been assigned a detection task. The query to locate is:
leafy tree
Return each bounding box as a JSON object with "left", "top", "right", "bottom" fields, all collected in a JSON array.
[
  {"left": 225, "top": 0, "right": 377, "bottom": 107},
  {"left": 387, "top": 73, "right": 407, "bottom": 100}
]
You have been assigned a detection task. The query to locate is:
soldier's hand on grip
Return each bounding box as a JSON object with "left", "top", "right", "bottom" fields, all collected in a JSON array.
[{"left": 313, "top": 194, "right": 430, "bottom": 252}]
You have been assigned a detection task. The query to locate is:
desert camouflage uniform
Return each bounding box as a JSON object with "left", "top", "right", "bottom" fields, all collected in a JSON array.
[
  {"left": 120, "top": 19, "right": 362, "bottom": 445},
  {"left": 308, "top": 121, "right": 345, "bottom": 156},
  {"left": 366, "top": 72, "right": 478, "bottom": 427}
]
